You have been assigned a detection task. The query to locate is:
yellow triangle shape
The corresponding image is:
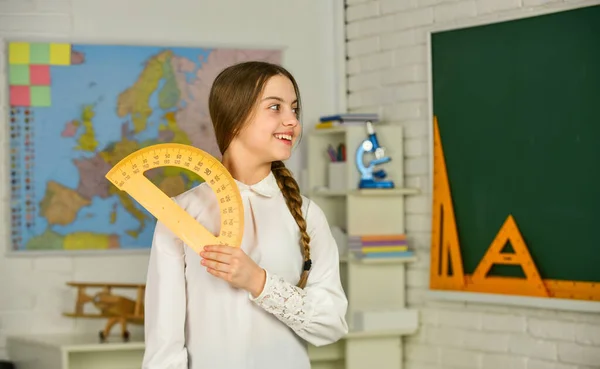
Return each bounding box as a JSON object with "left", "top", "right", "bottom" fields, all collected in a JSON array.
[
  {"left": 430, "top": 116, "right": 465, "bottom": 289},
  {"left": 471, "top": 215, "right": 548, "bottom": 297}
]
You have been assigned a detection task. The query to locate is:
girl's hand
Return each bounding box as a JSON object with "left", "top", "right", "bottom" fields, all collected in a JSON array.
[{"left": 200, "top": 245, "right": 266, "bottom": 298}]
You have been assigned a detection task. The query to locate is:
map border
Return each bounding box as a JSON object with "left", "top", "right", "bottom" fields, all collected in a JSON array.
[{"left": 2, "top": 38, "right": 284, "bottom": 257}]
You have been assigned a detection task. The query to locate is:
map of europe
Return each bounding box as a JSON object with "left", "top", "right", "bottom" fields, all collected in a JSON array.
[{"left": 7, "top": 42, "right": 281, "bottom": 252}]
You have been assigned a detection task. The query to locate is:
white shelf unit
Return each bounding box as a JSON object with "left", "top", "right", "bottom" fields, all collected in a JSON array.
[{"left": 305, "top": 124, "right": 420, "bottom": 369}]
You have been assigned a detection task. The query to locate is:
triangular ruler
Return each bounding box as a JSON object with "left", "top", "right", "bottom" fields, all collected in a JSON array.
[
  {"left": 470, "top": 215, "right": 549, "bottom": 297},
  {"left": 430, "top": 116, "right": 465, "bottom": 289}
]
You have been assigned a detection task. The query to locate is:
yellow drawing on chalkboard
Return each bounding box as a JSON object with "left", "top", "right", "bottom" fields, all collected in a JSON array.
[
  {"left": 430, "top": 116, "right": 464, "bottom": 290},
  {"left": 430, "top": 116, "right": 600, "bottom": 302}
]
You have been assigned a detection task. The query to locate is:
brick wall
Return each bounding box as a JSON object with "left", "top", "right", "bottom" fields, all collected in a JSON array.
[{"left": 344, "top": 0, "right": 600, "bottom": 368}]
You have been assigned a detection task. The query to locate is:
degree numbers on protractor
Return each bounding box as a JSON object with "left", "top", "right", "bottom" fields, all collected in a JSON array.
[{"left": 105, "top": 143, "right": 244, "bottom": 253}]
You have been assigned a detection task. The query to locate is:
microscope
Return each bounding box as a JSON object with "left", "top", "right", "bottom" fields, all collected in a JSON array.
[{"left": 355, "top": 121, "right": 395, "bottom": 189}]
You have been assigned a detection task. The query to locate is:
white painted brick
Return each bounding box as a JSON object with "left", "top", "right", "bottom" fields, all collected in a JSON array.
[
  {"left": 405, "top": 363, "right": 439, "bottom": 369},
  {"left": 405, "top": 155, "right": 429, "bottom": 175},
  {"left": 406, "top": 268, "right": 428, "bottom": 288},
  {"left": 528, "top": 318, "right": 576, "bottom": 341},
  {"left": 523, "top": 0, "right": 561, "bottom": 5},
  {"left": 346, "top": 14, "right": 396, "bottom": 39},
  {"left": 407, "top": 232, "right": 431, "bottom": 249},
  {"left": 482, "top": 353, "right": 527, "bottom": 369},
  {"left": 508, "top": 334, "right": 557, "bottom": 360},
  {"left": 348, "top": 105, "right": 383, "bottom": 116},
  {"left": 33, "top": 257, "right": 74, "bottom": 273},
  {"left": 347, "top": 58, "right": 361, "bottom": 74},
  {"left": 406, "top": 175, "right": 428, "bottom": 193},
  {"left": 527, "top": 359, "right": 578, "bottom": 369},
  {"left": 393, "top": 82, "right": 428, "bottom": 102},
  {"left": 463, "top": 330, "right": 510, "bottom": 352},
  {"left": 348, "top": 70, "right": 381, "bottom": 91},
  {"left": 439, "top": 347, "right": 481, "bottom": 369},
  {"left": 438, "top": 309, "right": 482, "bottom": 329},
  {"left": 393, "top": 45, "right": 426, "bottom": 66},
  {"left": 420, "top": 308, "right": 438, "bottom": 326},
  {"left": 357, "top": 51, "right": 394, "bottom": 72},
  {"left": 380, "top": 0, "right": 418, "bottom": 14},
  {"left": 575, "top": 323, "right": 600, "bottom": 346},
  {"left": 418, "top": 0, "right": 448, "bottom": 6},
  {"left": 477, "top": 0, "right": 523, "bottom": 14},
  {"left": 425, "top": 326, "right": 467, "bottom": 348},
  {"left": 404, "top": 136, "right": 426, "bottom": 157},
  {"left": 410, "top": 248, "right": 431, "bottom": 268},
  {"left": 0, "top": 14, "right": 72, "bottom": 33},
  {"left": 394, "top": 7, "right": 434, "bottom": 30},
  {"left": 380, "top": 29, "right": 418, "bottom": 50},
  {"left": 0, "top": 0, "right": 36, "bottom": 12},
  {"left": 406, "top": 194, "right": 429, "bottom": 212},
  {"left": 36, "top": 0, "right": 71, "bottom": 12},
  {"left": 405, "top": 342, "right": 440, "bottom": 364},
  {"left": 434, "top": 0, "right": 477, "bottom": 22},
  {"left": 346, "top": 1, "right": 380, "bottom": 22},
  {"left": 382, "top": 101, "right": 424, "bottom": 121},
  {"left": 383, "top": 65, "right": 426, "bottom": 84},
  {"left": 407, "top": 286, "right": 427, "bottom": 306},
  {"left": 402, "top": 119, "right": 429, "bottom": 138},
  {"left": 347, "top": 36, "right": 380, "bottom": 57},
  {"left": 0, "top": 289, "right": 35, "bottom": 311},
  {"left": 558, "top": 342, "right": 600, "bottom": 367},
  {"left": 406, "top": 213, "right": 431, "bottom": 232},
  {"left": 346, "top": 0, "right": 371, "bottom": 4},
  {"left": 348, "top": 88, "right": 395, "bottom": 108},
  {"left": 482, "top": 313, "right": 526, "bottom": 332},
  {"left": 347, "top": 90, "right": 370, "bottom": 108},
  {"left": 73, "top": 255, "right": 149, "bottom": 283}
]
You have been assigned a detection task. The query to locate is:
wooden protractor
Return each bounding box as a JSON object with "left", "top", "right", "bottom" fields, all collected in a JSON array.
[{"left": 105, "top": 143, "right": 244, "bottom": 253}]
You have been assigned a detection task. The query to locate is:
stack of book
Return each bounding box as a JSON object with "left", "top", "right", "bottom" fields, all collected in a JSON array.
[
  {"left": 316, "top": 113, "right": 379, "bottom": 129},
  {"left": 348, "top": 234, "right": 414, "bottom": 260}
]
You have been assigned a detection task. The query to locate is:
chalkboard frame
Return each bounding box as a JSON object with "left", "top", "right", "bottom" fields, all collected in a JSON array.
[{"left": 425, "top": 2, "right": 600, "bottom": 312}]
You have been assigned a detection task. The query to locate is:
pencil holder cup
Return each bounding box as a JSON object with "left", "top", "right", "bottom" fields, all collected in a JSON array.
[{"left": 328, "top": 162, "right": 347, "bottom": 192}]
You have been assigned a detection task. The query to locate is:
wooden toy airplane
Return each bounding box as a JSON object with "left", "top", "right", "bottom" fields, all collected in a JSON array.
[{"left": 63, "top": 281, "right": 145, "bottom": 341}]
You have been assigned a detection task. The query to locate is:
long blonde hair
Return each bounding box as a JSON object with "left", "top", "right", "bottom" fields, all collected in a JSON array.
[{"left": 208, "top": 61, "right": 311, "bottom": 288}]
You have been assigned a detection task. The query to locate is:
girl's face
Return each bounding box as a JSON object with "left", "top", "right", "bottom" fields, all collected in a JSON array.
[{"left": 231, "top": 75, "right": 301, "bottom": 164}]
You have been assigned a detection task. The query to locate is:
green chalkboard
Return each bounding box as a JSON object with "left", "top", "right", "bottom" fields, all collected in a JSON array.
[{"left": 431, "top": 5, "right": 600, "bottom": 283}]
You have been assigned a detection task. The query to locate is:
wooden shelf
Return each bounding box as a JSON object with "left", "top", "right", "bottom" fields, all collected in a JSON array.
[{"left": 306, "top": 123, "right": 419, "bottom": 369}]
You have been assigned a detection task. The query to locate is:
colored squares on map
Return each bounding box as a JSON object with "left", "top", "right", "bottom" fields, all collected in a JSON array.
[
  {"left": 9, "top": 42, "right": 29, "bottom": 65},
  {"left": 30, "top": 43, "right": 50, "bottom": 64},
  {"left": 7, "top": 41, "right": 69, "bottom": 107},
  {"left": 10, "top": 86, "right": 30, "bottom": 107},
  {"left": 50, "top": 43, "right": 71, "bottom": 65},
  {"left": 31, "top": 86, "right": 51, "bottom": 107},
  {"left": 30, "top": 65, "right": 51, "bottom": 85},
  {"left": 9, "top": 65, "right": 29, "bottom": 85},
  {"left": 10, "top": 86, "right": 51, "bottom": 107},
  {"left": 9, "top": 65, "right": 51, "bottom": 86},
  {"left": 9, "top": 42, "right": 71, "bottom": 65}
]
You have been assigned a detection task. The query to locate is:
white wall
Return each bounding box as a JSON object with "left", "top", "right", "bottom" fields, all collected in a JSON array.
[
  {"left": 0, "top": 0, "right": 344, "bottom": 360},
  {"left": 344, "top": 0, "right": 600, "bottom": 368}
]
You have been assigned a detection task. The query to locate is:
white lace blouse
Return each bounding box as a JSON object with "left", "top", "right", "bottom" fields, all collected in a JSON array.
[{"left": 142, "top": 171, "right": 349, "bottom": 369}]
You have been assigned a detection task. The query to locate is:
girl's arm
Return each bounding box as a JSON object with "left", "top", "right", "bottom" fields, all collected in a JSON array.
[
  {"left": 142, "top": 220, "right": 188, "bottom": 369},
  {"left": 250, "top": 201, "right": 349, "bottom": 347}
]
